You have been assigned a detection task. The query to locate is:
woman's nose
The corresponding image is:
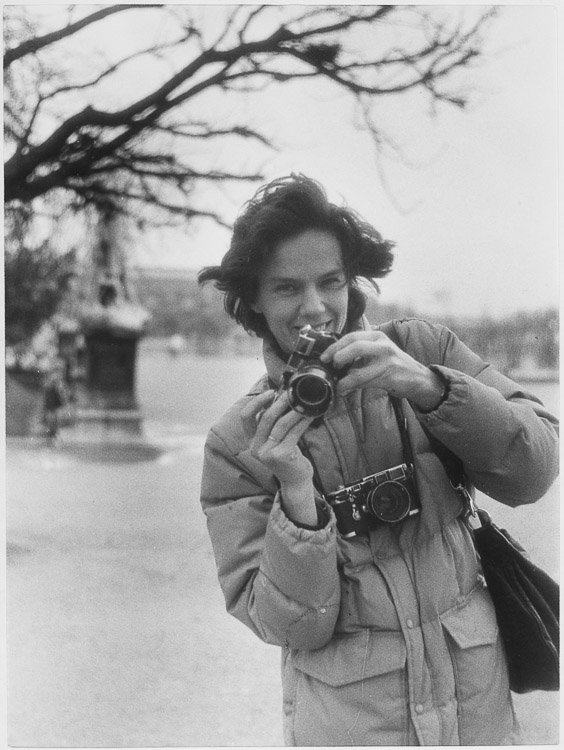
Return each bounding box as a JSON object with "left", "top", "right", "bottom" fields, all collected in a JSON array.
[{"left": 300, "top": 286, "right": 325, "bottom": 316}]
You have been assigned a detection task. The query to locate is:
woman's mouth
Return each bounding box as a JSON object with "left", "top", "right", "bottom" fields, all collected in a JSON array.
[{"left": 294, "top": 321, "right": 331, "bottom": 333}]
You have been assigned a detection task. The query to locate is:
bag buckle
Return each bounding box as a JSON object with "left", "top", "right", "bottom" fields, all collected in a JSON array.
[{"left": 451, "top": 480, "right": 477, "bottom": 518}]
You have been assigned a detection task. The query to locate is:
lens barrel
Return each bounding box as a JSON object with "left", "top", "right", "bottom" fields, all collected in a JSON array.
[
  {"left": 366, "top": 481, "right": 412, "bottom": 523},
  {"left": 288, "top": 366, "right": 335, "bottom": 417}
]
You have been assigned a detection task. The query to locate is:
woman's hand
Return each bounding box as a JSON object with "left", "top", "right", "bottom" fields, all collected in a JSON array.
[
  {"left": 241, "top": 390, "right": 318, "bottom": 525},
  {"left": 320, "top": 330, "right": 446, "bottom": 411}
]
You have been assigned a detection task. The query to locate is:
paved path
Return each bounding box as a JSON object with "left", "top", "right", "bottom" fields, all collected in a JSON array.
[{"left": 7, "top": 437, "right": 283, "bottom": 747}]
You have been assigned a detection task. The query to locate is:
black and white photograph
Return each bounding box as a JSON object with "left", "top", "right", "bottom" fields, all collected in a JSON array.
[{"left": 4, "top": 3, "right": 559, "bottom": 747}]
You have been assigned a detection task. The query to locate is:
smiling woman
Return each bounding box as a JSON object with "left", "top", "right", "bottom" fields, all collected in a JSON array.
[
  {"left": 198, "top": 174, "right": 395, "bottom": 343},
  {"left": 196, "top": 173, "right": 559, "bottom": 746},
  {"left": 250, "top": 229, "right": 349, "bottom": 355}
]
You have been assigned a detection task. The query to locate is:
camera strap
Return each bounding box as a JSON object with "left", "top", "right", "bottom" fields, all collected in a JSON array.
[
  {"left": 381, "top": 320, "right": 476, "bottom": 517},
  {"left": 389, "top": 396, "right": 415, "bottom": 468}
]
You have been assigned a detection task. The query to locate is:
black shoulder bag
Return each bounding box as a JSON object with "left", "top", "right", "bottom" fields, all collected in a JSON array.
[{"left": 382, "top": 320, "right": 559, "bottom": 693}]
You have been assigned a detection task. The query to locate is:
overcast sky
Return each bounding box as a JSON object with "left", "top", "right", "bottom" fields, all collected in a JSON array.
[
  {"left": 17, "top": 4, "right": 560, "bottom": 320},
  {"left": 132, "top": 4, "right": 559, "bottom": 320}
]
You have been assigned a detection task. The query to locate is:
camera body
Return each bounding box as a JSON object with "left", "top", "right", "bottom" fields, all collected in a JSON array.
[
  {"left": 282, "top": 325, "right": 344, "bottom": 418},
  {"left": 326, "top": 464, "right": 420, "bottom": 538}
]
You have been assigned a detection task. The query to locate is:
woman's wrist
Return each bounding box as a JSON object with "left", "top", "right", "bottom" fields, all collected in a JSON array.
[
  {"left": 279, "top": 479, "right": 318, "bottom": 527},
  {"left": 408, "top": 366, "right": 448, "bottom": 412}
]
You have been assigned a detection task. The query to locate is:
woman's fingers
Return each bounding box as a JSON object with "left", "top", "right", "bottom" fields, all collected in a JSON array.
[
  {"left": 240, "top": 390, "right": 276, "bottom": 441},
  {"left": 322, "top": 332, "right": 391, "bottom": 369},
  {"left": 320, "top": 331, "right": 421, "bottom": 396},
  {"left": 253, "top": 407, "right": 315, "bottom": 485},
  {"left": 328, "top": 338, "right": 389, "bottom": 394},
  {"left": 263, "top": 407, "right": 314, "bottom": 445},
  {"left": 253, "top": 390, "right": 292, "bottom": 441},
  {"left": 241, "top": 389, "right": 315, "bottom": 485},
  {"left": 242, "top": 389, "right": 313, "bottom": 446},
  {"left": 319, "top": 330, "right": 377, "bottom": 360},
  {"left": 254, "top": 397, "right": 312, "bottom": 447},
  {"left": 336, "top": 366, "right": 377, "bottom": 394}
]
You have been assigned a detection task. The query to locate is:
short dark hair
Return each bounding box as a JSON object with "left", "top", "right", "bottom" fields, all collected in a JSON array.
[{"left": 198, "top": 173, "right": 395, "bottom": 339}]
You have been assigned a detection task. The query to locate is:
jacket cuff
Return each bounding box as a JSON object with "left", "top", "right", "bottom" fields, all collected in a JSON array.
[
  {"left": 411, "top": 364, "right": 466, "bottom": 422},
  {"left": 261, "top": 493, "right": 338, "bottom": 607},
  {"left": 282, "top": 493, "right": 331, "bottom": 531},
  {"left": 414, "top": 364, "right": 451, "bottom": 414}
]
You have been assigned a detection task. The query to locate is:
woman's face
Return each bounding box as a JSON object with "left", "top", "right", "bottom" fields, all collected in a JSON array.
[{"left": 251, "top": 228, "right": 350, "bottom": 354}]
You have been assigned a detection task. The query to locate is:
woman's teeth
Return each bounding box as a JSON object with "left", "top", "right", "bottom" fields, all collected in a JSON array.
[{"left": 297, "top": 322, "right": 329, "bottom": 332}]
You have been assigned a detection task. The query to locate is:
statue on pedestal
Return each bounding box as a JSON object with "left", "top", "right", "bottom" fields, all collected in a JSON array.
[{"left": 65, "top": 207, "right": 150, "bottom": 441}]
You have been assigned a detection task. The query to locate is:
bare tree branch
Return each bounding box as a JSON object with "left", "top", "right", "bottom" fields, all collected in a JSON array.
[
  {"left": 4, "top": 4, "right": 496, "bottom": 225},
  {"left": 3, "top": 5, "right": 158, "bottom": 68}
]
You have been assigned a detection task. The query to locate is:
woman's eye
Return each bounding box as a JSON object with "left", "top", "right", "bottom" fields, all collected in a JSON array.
[
  {"left": 274, "top": 283, "right": 297, "bottom": 294},
  {"left": 324, "top": 276, "right": 346, "bottom": 289}
]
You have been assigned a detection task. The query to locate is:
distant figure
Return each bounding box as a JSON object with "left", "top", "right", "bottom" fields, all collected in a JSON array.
[
  {"left": 42, "top": 365, "right": 69, "bottom": 442},
  {"left": 167, "top": 334, "right": 186, "bottom": 357}
]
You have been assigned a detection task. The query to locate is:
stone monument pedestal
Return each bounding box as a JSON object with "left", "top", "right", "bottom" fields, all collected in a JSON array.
[
  {"left": 61, "top": 302, "right": 149, "bottom": 443},
  {"left": 72, "top": 333, "right": 143, "bottom": 440}
]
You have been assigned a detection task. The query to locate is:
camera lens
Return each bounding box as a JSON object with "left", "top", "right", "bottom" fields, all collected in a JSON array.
[
  {"left": 288, "top": 368, "right": 334, "bottom": 417},
  {"left": 366, "top": 481, "right": 411, "bottom": 523},
  {"left": 295, "top": 375, "right": 330, "bottom": 406}
]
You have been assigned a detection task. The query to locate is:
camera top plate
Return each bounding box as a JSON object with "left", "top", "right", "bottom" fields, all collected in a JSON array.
[{"left": 285, "top": 325, "right": 340, "bottom": 373}]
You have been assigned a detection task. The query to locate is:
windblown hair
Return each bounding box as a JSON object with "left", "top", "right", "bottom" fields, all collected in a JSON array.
[{"left": 198, "top": 174, "right": 395, "bottom": 339}]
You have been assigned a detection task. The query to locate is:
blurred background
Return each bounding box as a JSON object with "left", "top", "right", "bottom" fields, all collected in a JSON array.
[{"left": 4, "top": 4, "right": 559, "bottom": 747}]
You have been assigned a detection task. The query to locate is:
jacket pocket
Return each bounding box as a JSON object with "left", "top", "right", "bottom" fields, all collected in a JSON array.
[
  {"left": 289, "top": 630, "right": 411, "bottom": 745},
  {"left": 439, "top": 583, "right": 512, "bottom": 743},
  {"left": 440, "top": 585, "right": 498, "bottom": 648},
  {"left": 292, "top": 628, "right": 406, "bottom": 686}
]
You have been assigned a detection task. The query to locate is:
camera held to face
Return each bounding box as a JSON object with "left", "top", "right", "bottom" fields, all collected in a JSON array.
[
  {"left": 281, "top": 325, "right": 345, "bottom": 418},
  {"left": 326, "top": 464, "right": 421, "bottom": 538}
]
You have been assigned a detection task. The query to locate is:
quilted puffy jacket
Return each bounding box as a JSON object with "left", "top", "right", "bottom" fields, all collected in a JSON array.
[{"left": 200, "top": 318, "right": 559, "bottom": 746}]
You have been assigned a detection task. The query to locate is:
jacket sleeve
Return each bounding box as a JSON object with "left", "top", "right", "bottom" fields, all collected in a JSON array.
[
  {"left": 200, "top": 421, "right": 341, "bottom": 649},
  {"left": 399, "top": 319, "right": 559, "bottom": 506}
]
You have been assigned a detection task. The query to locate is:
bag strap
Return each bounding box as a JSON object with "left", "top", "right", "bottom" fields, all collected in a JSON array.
[{"left": 381, "top": 319, "right": 477, "bottom": 517}]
